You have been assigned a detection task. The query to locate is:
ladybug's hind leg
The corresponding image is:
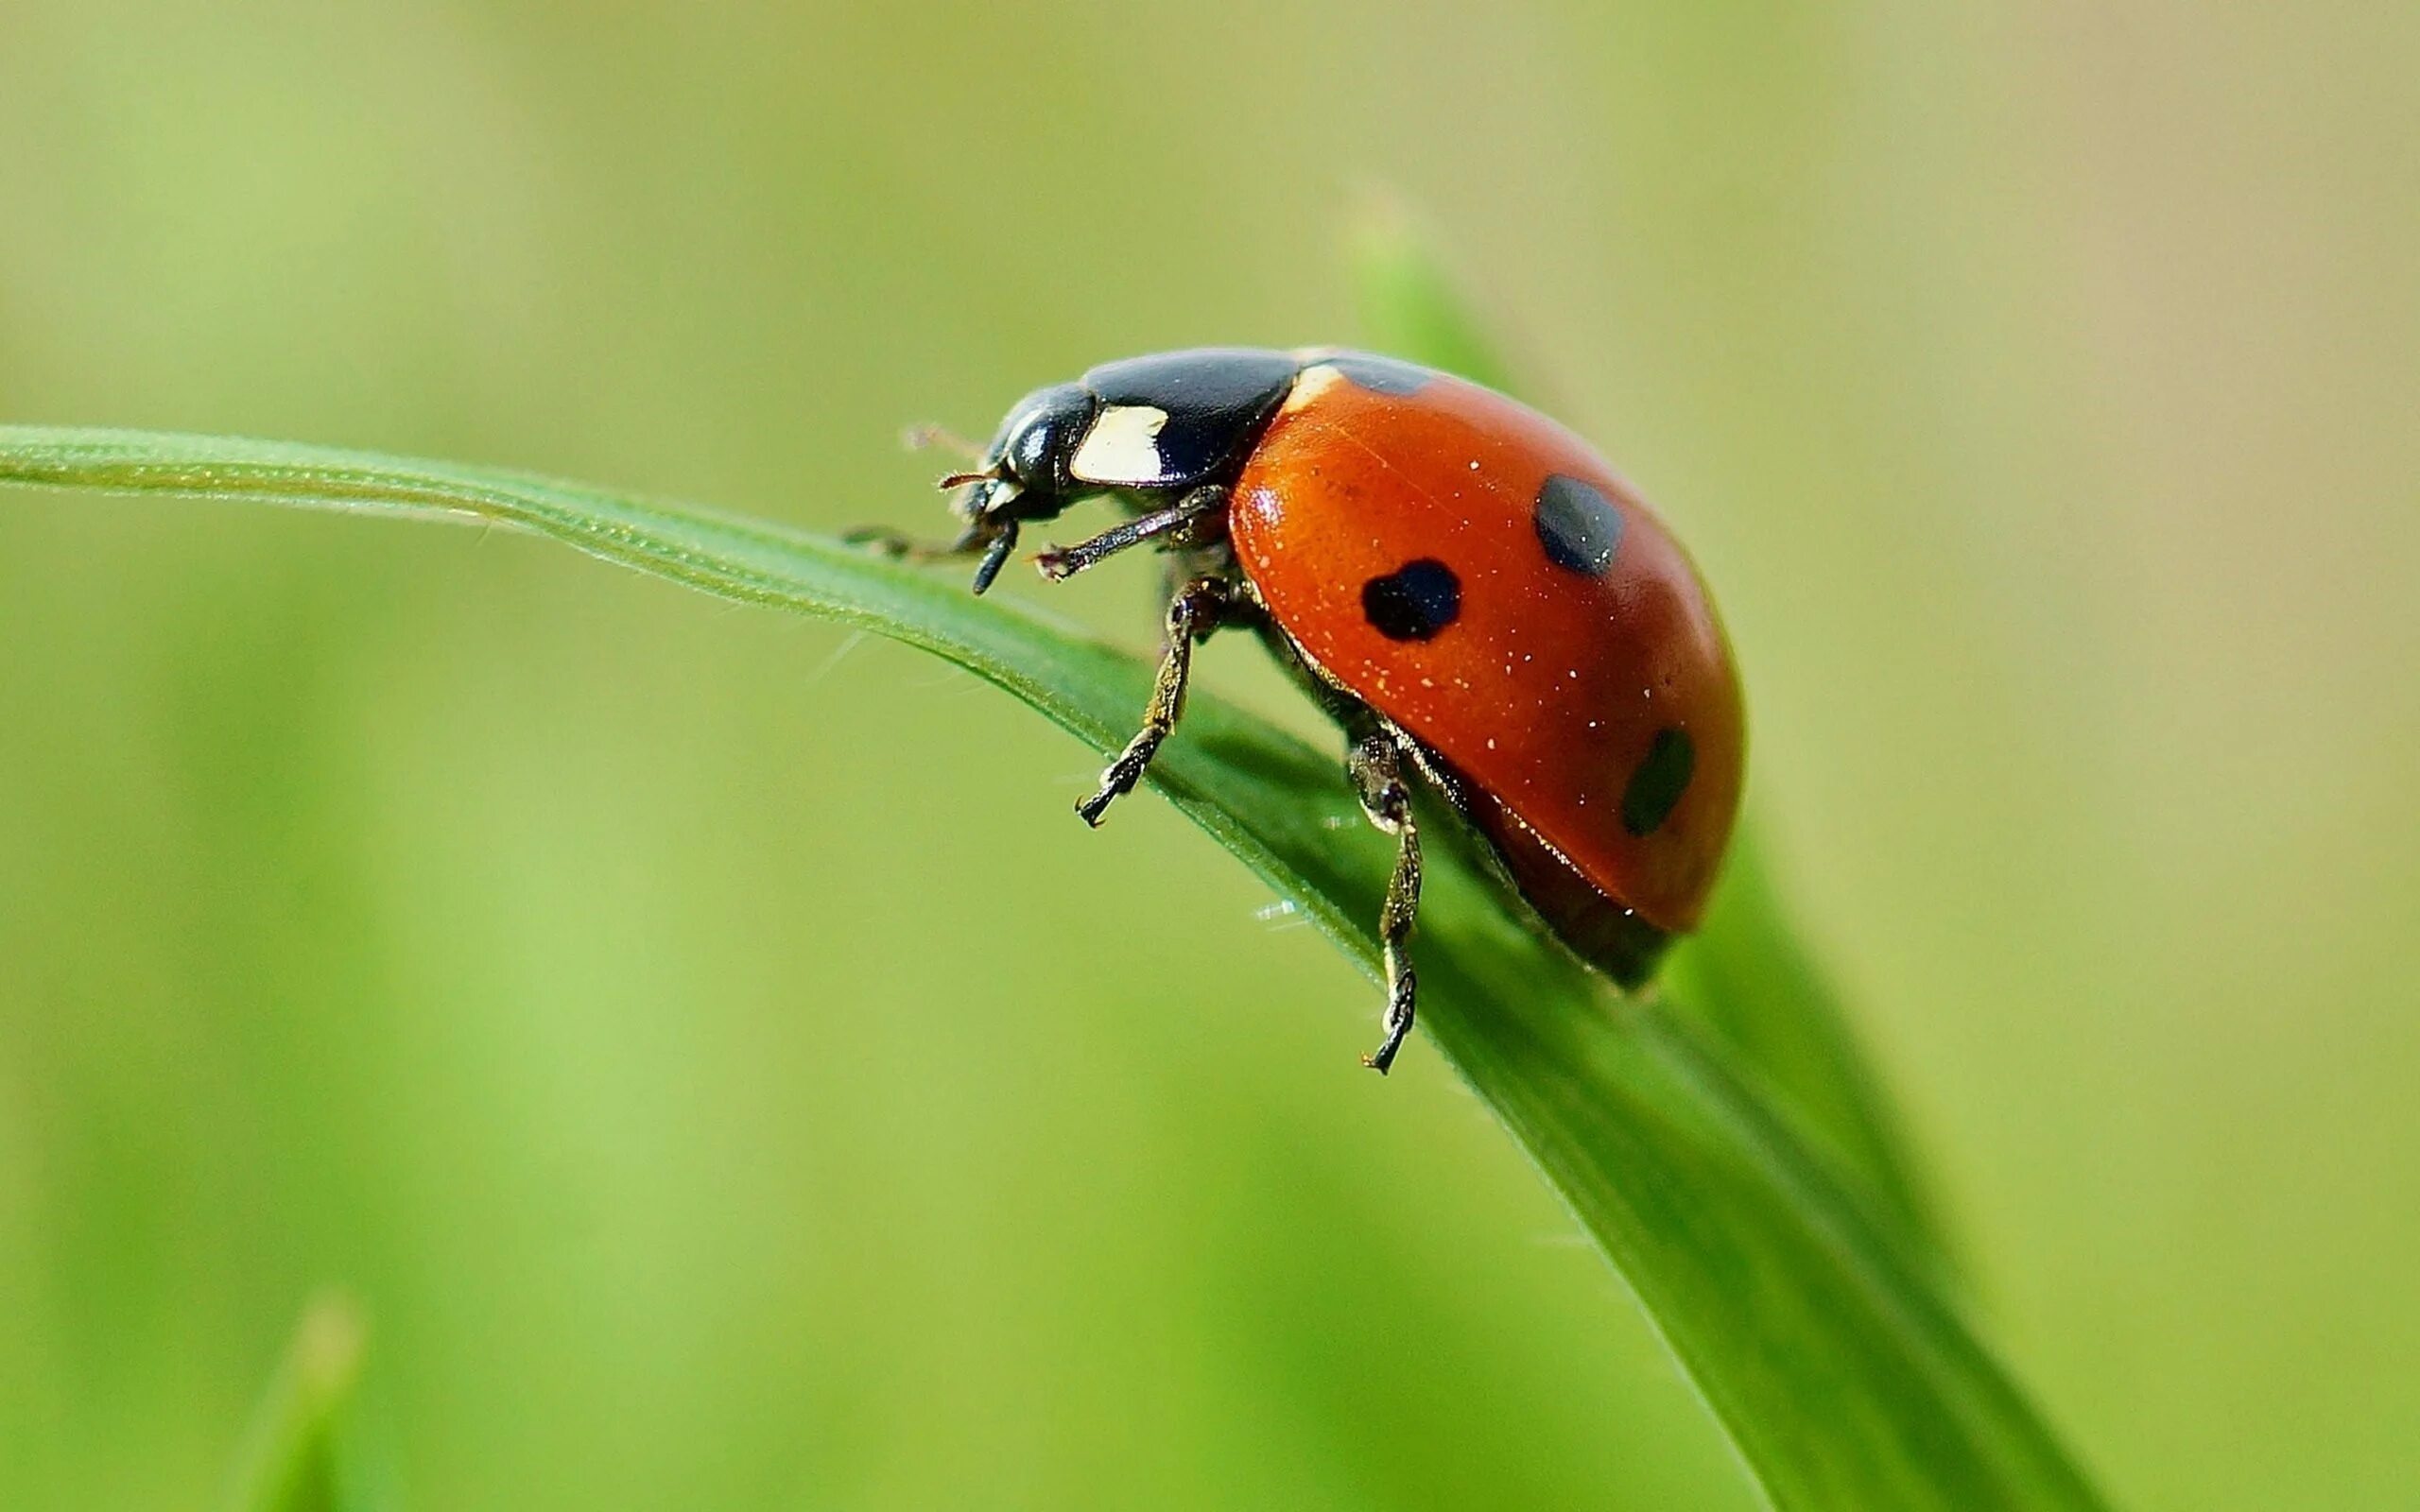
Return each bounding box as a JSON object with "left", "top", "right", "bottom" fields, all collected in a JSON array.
[
  {"left": 1347, "top": 727, "right": 1423, "bottom": 1074},
  {"left": 1076, "top": 574, "right": 1237, "bottom": 827}
]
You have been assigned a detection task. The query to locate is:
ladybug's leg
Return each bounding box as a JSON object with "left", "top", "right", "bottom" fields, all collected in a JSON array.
[
  {"left": 1035, "top": 486, "right": 1227, "bottom": 582},
  {"left": 844, "top": 518, "right": 1022, "bottom": 595},
  {"left": 1347, "top": 729, "right": 1422, "bottom": 1074},
  {"left": 1076, "top": 574, "right": 1233, "bottom": 827}
]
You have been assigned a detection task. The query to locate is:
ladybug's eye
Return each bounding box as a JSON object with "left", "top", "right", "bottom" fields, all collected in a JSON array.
[{"left": 990, "top": 382, "right": 1095, "bottom": 495}]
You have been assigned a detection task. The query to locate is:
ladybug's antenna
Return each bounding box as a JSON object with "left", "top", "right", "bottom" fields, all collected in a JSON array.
[
  {"left": 902, "top": 422, "right": 985, "bottom": 462},
  {"left": 935, "top": 469, "right": 994, "bottom": 491}
]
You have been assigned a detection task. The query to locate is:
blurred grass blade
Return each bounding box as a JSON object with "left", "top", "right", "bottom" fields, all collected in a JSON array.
[
  {"left": 1662, "top": 827, "right": 1950, "bottom": 1268},
  {"left": 1348, "top": 199, "right": 1949, "bottom": 1263},
  {"left": 1347, "top": 194, "right": 1523, "bottom": 396},
  {"left": 0, "top": 426, "right": 2104, "bottom": 1510},
  {"left": 224, "top": 1292, "right": 373, "bottom": 1512}
]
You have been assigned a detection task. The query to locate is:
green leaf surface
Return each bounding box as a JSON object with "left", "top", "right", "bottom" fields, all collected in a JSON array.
[
  {"left": 1349, "top": 201, "right": 1951, "bottom": 1265},
  {"left": 0, "top": 424, "right": 2105, "bottom": 1510},
  {"left": 1662, "top": 829, "right": 1954, "bottom": 1275}
]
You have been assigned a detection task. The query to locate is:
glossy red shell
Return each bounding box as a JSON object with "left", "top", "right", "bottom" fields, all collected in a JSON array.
[{"left": 1229, "top": 364, "right": 1744, "bottom": 938}]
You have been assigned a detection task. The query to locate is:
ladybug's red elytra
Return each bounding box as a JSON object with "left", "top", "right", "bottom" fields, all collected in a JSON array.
[{"left": 854, "top": 348, "right": 1743, "bottom": 1074}]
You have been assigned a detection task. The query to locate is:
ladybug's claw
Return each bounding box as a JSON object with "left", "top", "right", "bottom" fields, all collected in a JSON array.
[
  {"left": 1077, "top": 754, "right": 1147, "bottom": 827},
  {"left": 1364, "top": 968, "right": 1413, "bottom": 1074},
  {"left": 1348, "top": 729, "right": 1424, "bottom": 1075},
  {"left": 1361, "top": 971, "right": 1417, "bottom": 1074},
  {"left": 1077, "top": 576, "right": 1234, "bottom": 828}
]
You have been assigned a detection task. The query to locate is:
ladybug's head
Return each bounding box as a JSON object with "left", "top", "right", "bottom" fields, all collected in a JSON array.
[
  {"left": 946, "top": 380, "right": 1095, "bottom": 524},
  {"left": 927, "top": 380, "right": 1097, "bottom": 593}
]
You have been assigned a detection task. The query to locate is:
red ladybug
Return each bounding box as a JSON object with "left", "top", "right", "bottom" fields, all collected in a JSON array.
[{"left": 856, "top": 348, "right": 1743, "bottom": 1073}]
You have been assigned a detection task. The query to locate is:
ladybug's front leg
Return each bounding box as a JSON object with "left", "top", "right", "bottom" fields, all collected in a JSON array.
[
  {"left": 1076, "top": 575, "right": 1234, "bottom": 827},
  {"left": 1034, "top": 486, "right": 1227, "bottom": 582},
  {"left": 843, "top": 517, "right": 1022, "bottom": 595},
  {"left": 1346, "top": 728, "right": 1423, "bottom": 1074}
]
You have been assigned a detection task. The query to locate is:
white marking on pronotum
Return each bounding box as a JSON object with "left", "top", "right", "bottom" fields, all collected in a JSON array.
[
  {"left": 1068, "top": 404, "right": 1170, "bottom": 485},
  {"left": 1283, "top": 362, "right": 1346, "bottom": 413}
]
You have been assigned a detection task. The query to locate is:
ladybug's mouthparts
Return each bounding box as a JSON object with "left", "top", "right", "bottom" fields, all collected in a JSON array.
[{"left": 967, "top": 516, "right": 1019, "bottom": 595}]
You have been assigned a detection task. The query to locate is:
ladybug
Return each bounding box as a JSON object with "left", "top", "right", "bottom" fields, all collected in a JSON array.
[{"left": 855, "top": 348, "right": 1743, "bottom": 1073}]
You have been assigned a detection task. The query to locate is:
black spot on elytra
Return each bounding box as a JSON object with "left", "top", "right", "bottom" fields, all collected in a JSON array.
[
  {"left": 1361, "top": 558, "right": 1461, "bottom": 641},
  {"left": 1534, "top": 474, "right": 1624, "bottom": 576},
  {"left": 1327, "top": 353, "right": 1432, "bottom": 396},
  {"left": 1620, "top": 727, "right": 1694, "bottom": 836}
]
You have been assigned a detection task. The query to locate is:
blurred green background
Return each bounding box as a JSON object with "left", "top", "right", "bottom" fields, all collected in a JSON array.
[{"left": 2, "top": 1, "right": 2413, "bottom": 1507}]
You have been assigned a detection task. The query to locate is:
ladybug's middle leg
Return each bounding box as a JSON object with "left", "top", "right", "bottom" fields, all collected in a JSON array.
[
  {"left": 1077, "top": 575, "right": 1235, "bottom": 827},
  {"left": 1347, "top": 727, "right": 1423, "bottom": 1074}
]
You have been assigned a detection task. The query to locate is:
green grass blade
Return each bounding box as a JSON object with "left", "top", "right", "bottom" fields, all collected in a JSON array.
[
  {"left": 1348, "top": 201, "right": 1950, "bottom": 1265},
  {"left": 1347, "top": 196, "right": 1522, "bottom": 396},
  {"left": 1661, "top": 827, "right": 1953, "bottom": 1272},
  {"left": 0, "top": 425, "right": 2105, "bottom": 1510},
  {"left": 223, "top": 1293, "right": 375, "bottom": 1512}
]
